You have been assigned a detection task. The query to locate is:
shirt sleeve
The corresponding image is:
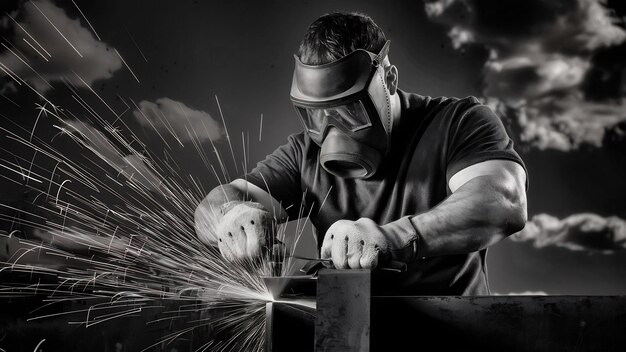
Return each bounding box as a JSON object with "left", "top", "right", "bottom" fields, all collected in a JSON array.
[
  {"left": 445, "top": 101, "right": 528, "bottom": 189},
  {"left": 244, "top": 133, "right": 304, "bottom": 219}
]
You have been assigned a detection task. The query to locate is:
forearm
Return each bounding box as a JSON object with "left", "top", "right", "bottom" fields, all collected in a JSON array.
[
  {"left": 195, "top": 179, "right": 290, "bottom": 246},
  {"left": 411, "top": 175, "right": 527, "bottom": 257},
  {"left": 204, "top": 184, "right": 249, "bottom": 215}
]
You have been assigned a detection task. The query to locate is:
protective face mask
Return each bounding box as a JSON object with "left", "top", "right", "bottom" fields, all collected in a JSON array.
[{"left": 290, "top": 41, "right": 393, "bottom": 178}]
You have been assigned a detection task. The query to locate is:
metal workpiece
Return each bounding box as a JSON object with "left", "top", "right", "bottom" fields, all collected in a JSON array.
[
  {"left": 263, "top": 269, "right": 626, "bottom": 352},
  {"left": 262, "top": 275, "right": 317, "bottom": 301},
  {"left": 266, "top": 301, "right": 316, "bottom": 352},
  {"left": 315, "top": 269, "right": 371, "bottom": 352},
  {"left": 370, "top": 295, "right": 626, "bottom": 352},
  {"left": 263, "top": 274, "right": 317, "bottom": 352}
]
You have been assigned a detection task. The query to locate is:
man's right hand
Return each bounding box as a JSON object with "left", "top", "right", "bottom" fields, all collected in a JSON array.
[{"left": 215, "top": 201, "right": 273, "bottom": 261}]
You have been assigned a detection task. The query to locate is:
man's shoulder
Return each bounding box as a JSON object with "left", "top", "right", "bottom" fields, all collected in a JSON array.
[
  {"left": 400, "top": 90, "right": 483, "bottom": 116},
  {"left": 284, "top": 131, "right": 320, "bottom": 159},
  {"left": 285, "top": 131, "right": 311, "bottom": 149}
]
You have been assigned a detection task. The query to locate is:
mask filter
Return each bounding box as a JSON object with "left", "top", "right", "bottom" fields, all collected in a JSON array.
[{"left": 319, "top": 128, "right": 382, "bottom": 179}]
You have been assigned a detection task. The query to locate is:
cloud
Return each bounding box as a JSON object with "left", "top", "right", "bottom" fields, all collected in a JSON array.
[
  {"left": 62, "top": 119, "right": 163, "bottom": 192},
  {"left": 132, "top": 98, "right": 223, "bottom": 143},
  {"left": 511, "top": 213, "right": 626, "bottom": 253},
  {"left": 425, "top": 0, "right": 626, "bottom": 150},
  {"left": 0, "top": 0, "right": 122, "bottom": 93}
]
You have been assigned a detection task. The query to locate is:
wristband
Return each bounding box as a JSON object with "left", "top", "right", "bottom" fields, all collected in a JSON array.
[{"left": 381, "top": 216, "right": 421, "bottom": 262}]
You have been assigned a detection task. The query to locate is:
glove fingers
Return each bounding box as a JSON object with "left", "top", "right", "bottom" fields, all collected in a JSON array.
[
  {"left": 217, "top": 236, "right": 234, "bottom": 261},
  {"left": 217, "top": 203, "right": 274, "bottom": 261},
  {"left": 331, "top": 233, "right": 349, "bottom": 269},
  {"left": 347, "top": 236, "right": 363, "bottom": 269},
  {"left": 360, "top": 242, "right": 380, "bottom": 269},
  {"left": 227, "top": 228, "right": 247, "bottom": 260},
  {"left": 320, "top": 227, "right": 333, "bottom": 264},
  {"left": 243, "top": 212, "right": 269, "bottom": 258}
]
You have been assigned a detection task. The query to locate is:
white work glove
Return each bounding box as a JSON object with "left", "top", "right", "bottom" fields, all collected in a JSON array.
[
  {"left": 215, "top": 201, "right": 274, "bottom": 261},
  {"left": 320, "top": 217, "right": 420, "bottom": 269}
]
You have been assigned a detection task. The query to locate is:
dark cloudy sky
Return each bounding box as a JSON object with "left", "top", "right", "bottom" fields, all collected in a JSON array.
[{"left": 1, "top": 0, "right": 625, "bottom": 295}]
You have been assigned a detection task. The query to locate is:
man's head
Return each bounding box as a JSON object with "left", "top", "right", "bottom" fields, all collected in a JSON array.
[
  {"left": 296, "top": 12, "right": 397, "bottom": 94},
  {"left": 290, "top": 12, "right": 400, "bottom": 179},
  {"left": 297, "top": 12, "right": 387, "bottom": 66}
]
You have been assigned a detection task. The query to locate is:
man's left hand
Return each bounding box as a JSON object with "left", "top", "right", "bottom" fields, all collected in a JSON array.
[{"left": 321, "top": 218, "right": 389, "bottom": 269}]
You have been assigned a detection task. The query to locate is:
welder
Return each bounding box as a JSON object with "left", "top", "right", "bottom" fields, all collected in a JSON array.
[{"left": 194, "top": 12, "right": 528, "bottom": 295}]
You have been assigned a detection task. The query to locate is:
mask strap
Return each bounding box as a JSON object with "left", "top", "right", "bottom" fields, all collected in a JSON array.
[{"left": 373, "top": 40, "right": 391, "bottom": 67}]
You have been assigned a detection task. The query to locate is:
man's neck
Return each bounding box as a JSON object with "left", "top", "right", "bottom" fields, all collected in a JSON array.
[{"left": 390, "top": 90, "right": 402, "bottom": 133}]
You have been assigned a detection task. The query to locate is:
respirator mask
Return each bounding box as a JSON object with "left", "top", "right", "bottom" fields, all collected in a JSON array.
[{"left": 290, "top": 41, "right": 393, "bottom": 179}]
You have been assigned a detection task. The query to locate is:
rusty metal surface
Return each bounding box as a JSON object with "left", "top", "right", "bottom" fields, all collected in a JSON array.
[
  {"left": 308, "top": 270, "right": 626, "bottom": 352},
  {"left": 370, "top": 295, "right": 626, "bottom": 352},
  {"left": 315, "top": 269, "right": 371, "bottom": 352}
]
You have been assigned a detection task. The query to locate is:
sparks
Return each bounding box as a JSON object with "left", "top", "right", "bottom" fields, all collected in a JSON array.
[{"left": 0, "top": 6, "right": 313, "bottom": 350}]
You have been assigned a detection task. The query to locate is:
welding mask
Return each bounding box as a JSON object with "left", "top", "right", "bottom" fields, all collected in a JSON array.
[{"left": 290, "top": 41, "right": 393, "bottom": 179}]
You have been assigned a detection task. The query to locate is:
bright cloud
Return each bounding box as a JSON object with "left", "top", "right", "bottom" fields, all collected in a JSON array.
[
  {"left": 0, "top": 0, "right": 122, "bottom": 93},
  {"left": 132, "top": 97, "right": 223, "bottom": 143}
]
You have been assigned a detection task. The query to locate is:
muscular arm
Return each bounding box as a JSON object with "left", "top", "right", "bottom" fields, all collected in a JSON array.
[{"left": 411, "top": 160, "right": 527, "bottom": 257}]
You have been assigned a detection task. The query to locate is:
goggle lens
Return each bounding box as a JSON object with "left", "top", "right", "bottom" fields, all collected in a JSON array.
[{"left": 297, "top": 100, "right": 371, "bottom": 134}]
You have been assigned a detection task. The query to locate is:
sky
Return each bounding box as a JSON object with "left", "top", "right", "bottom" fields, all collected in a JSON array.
[{"left": 0, "top": 0, "right": 625, "bottom": 295}]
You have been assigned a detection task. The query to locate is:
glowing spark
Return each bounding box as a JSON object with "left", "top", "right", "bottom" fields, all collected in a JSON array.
[
  {"left": 0, "top": 162, "right": 42, "bottom": 183},
  {"left": 1, "top": 43, "right": 52, "bottom": 89},
  {"left": 45, "top": 162, "right": 61, "bottom": 199},
  {"left": 31, "top": 104, "right": 47, "bottom": 142},
  {"left": 29, "top": 0, "right": 83, "bottom": 57},
  {"left": 259, "top": 113, "right": 263, "bottom": 141},
  {"left": 71, "top": 0, "right": 101, "bottom": 41},
  {"left": 2, "top": 42, "right": 54, "bottom": 93},
  {"left": 0, "top": 60, "right": 54, "bottom": 104},
  {"left": 25, "top": 150, "right": 38, "bottom": 185},
  {"left": 22, "top": 38, "right": 49, "bottom": 62},
  {"left": 242, "top": 131, "right": 247, "bottom": 173},
  {"left": 55, "top": 179, "right": 71, "bottom": 205},
  {"left": 318, "top": 185, "right": 333, "bottom": 215},
  {"left": 0, "top": 93, "right": 20, "bottom": 108},
  {"left": 114, "top": 48, "right": 140, "bottom": 83},
  {"left": 215, "top": 95, "right": 239, "bottom": 173},
  {"left": 72, "top": 71, "right": 119, "bottom": 117},
  {"left": 1, "top": 89, "right": 303, "bottom": 351},
  {"left": 0, "top": 61, "right": 23, "bottom": 85},
  {"left": 6, "top": 12, "right": 52, "bottom": 57},
  {"left": 125, "top": 27, "right": 148, "bottom": 62},
  {"left": 33, "top": 338, "right": 46, "bottom": 351}
]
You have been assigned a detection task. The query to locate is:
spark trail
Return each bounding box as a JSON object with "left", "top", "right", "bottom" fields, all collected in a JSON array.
[
  {"left": 0, "top": 95, "right": 308, "bottom": 351},
  {"left": 0, "top": 3, "right": 317, "bottom": 349}
]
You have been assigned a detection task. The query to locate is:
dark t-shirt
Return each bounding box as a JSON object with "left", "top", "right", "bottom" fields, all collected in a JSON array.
[{"left": 246, "top": 90, "right": 526, "bottom": 295}]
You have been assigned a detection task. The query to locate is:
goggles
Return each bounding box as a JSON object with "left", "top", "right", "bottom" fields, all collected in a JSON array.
[{"left": 295, "top": 100, "right": 371, "bottom": 135}]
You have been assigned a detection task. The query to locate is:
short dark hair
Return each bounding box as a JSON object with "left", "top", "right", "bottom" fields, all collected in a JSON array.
[{"left": 297, "top": 12, "right": 387, "bottom": 65}]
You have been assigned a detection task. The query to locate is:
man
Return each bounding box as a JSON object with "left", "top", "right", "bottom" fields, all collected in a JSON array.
[{"left": 194, "top": 12, "right": 527, "bottom": 295}]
